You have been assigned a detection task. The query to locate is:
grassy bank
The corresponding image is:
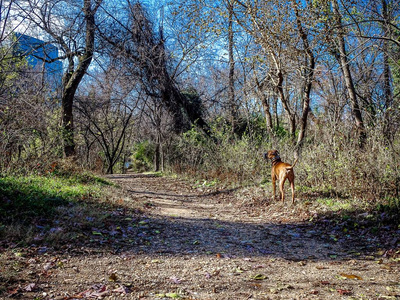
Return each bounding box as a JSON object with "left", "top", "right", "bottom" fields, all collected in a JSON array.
[{"left": 0, "top": 171, "right": 125, "bottom": 248}]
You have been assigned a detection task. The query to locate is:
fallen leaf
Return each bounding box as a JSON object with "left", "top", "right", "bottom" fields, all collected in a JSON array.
[
  {"left": 235, "top": 267, "right": 245, "bottom": 273},
  {"left": 156, "top": 293, "right": 166, "bottom": 297},
  {"left": 337, "top": 289, "right": 352, "bottom": 295},
  {"left": 90, "top": 284, "right": 109, "bottom": 297},
  {"left": 7, "top": 287, "right": 19, "bottom": 295},
  {"left": 112, "top": 285, "right": 129, "bottom": 294},
  {"left": 43, "top": 262, "right": 53, "bottom": 271},
  {"left": 170, "top": 276, "right": 181, "bottom": 284},
  {"left": 379, "top": 296, "right": 398, "bottom": 299},
  {"left": 165, "top": 292, "right": 180, "bottom": 298},
  {"left": 109, "top": 273, "right": 118, "bottom": 282},
  {"left": 339, "top": 273, "right": 363, "bottom": 280},
  {"left": 251, "top": 274, "right": 267, "bottom": 280},
  {"left": 24, "top": 283, "right": 36, "bottom": 292}
]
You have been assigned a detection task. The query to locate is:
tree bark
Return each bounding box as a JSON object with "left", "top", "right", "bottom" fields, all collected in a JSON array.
[
  {"left": 227, "top": 0, "right": 237, "bottom": 133},
  {"left": 61, "top": 0, "right": 99, "bottom": 157},
  {"left": 276, "top": 70, "right": 296, "bottom": 139},
  {"left": 332, "top": 0, "right": 366, "bottom": 147},
  {"left": 254, "top": 75, "right": 274, "bottom": 134},
  {"left": 381, "top": 0, "right": 394, "bottom": 141},
  {"left": 293, "top": 1, "right": 315, "bottom": 153}
]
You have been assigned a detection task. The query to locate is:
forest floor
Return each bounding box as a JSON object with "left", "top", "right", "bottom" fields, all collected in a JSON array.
[{"left": 1, "top": 173, "right": 400, "bottom": 299}]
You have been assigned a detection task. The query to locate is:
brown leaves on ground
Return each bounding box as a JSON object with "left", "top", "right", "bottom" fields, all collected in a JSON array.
[{"left": 1, "top": 174, "right": 399, "bottom": 299}]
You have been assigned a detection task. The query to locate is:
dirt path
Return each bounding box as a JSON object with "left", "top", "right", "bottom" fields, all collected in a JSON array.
[{"left": 3, "top": 174, "right": 399, "bottom": 299}]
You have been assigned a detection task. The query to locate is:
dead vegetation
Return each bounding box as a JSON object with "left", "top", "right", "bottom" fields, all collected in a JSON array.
[{"left": 1, "top": 174, "right": 399, "bottom": 299}]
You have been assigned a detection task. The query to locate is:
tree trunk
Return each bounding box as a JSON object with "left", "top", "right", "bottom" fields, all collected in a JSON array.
[
  {"left": 254, "top": 76, "right": 274, "bottom": 134},
  {"left": 273, "top": 97, "right": 279, "bottom": 130},
  {"left": 332, "top": 0, "right": 366, "bottom": 147},
  {"left": 61, "top": 0, "right": 99, "bottom": 157},
  {"left": 293, "top": 1, "right": 315, "bottom": 154},
  {"left": 261, "top": 95, "right": 274, "bottom": 134},
  {"left": 154, "top": 132, "right": 161, "bottom": 172},
  {"left": 227, "top": 0, "right": 237, "bottom": 133},
  {"left": 276, "top": 71, "right": 296, "bottom": 140},
  {"left": 382, "top": 0, "right": 394, "bottom": 141}
]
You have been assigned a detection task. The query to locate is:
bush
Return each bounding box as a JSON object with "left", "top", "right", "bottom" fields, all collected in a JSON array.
[
  {"left": 131, "top": 141, "right": 155, "bottom": 172},
  {"left": 170, "top": 119, "right": 272, "bottom": 185},
  {"left": 169, "top": 118, "right": 400, "bottom": 213}
]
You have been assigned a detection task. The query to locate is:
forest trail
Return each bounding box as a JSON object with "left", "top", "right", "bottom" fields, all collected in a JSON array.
[
  {"left": 98, "top": 174, "right": 398, "bottom": 299},
  {"left": 3, "top": 174, "right": 399, "bottom": 299}
]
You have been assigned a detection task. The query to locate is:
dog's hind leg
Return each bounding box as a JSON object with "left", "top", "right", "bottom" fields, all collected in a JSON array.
[
  {"left": 290, "top": 179, "right": 295, "bottom": 204},
  {"left": 279, "top": 178, "right": 286, "bottom": 202}
]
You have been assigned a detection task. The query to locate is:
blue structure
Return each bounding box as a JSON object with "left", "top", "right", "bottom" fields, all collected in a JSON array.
[{"left": 14, "top": 32, "right": 63, "bottom": 90}]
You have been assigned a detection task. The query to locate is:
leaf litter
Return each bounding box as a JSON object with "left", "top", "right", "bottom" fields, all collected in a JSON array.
[{"left": 0, "top": 174, "right": 399, "bottom": 299}]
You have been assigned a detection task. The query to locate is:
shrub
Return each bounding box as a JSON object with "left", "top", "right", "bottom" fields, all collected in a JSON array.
[{"left": 131, "top": 141, "right": 155, "bottom": 172}]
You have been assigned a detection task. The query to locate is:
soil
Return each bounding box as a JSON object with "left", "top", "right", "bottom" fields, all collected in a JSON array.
[{"left": 1, "top": 173, "right": 399, "bottom": 299}]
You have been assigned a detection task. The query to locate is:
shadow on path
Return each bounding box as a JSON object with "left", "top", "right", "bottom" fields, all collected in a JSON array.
[{"left": 99, "top": 173, "right": 398, "bottom": 262}]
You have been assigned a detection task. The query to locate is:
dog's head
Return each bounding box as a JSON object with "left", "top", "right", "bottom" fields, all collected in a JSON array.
[{"left": 264, "top": 150, "right": 280, "bottom": 161}]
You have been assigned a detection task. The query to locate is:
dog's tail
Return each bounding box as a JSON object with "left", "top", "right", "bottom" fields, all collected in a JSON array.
[
  {"left": 291, "top": 157, "right": 298, "bottom": 168},
  {"left": 285, "top": 157, "right": 298, "bottom": 171}
]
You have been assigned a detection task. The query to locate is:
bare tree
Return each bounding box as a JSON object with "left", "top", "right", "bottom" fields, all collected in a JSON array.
[
  {"left": 330, "top": 0, "right": 366, "bottom": 147},
  {"left": 292, "top": 0, "right": 315, "bottom": 154},
  {"left": 99, "top": 1, "right": 210, "bottom": 136},
  {"left": 16, "top": 0, "right": 103, "bottom": 157},
  {"left": 234, "top": 0, "right": 318, "bottom": 152},
  {"left": 226, "top": 0, "right": 238, "bottom": 133},
  {"left": 75, "top": 65, "right": 138, "bottom": 174}
]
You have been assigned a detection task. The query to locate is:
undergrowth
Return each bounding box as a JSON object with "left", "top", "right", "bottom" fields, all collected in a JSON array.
[
  {"left": 170, "top": 121, "right": 400, "bottom": 219},
  {"left": 0, "top": 163, "right": 124, "bottom": 247},
  {"left": 0, "top": 174, "right": 107, "bottom": 222}
]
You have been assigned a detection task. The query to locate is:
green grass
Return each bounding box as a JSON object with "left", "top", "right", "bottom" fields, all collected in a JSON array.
[
  {"left": 315, "top": 197, "right": 353, "bottom": 211},
  {"left": 0, "top": 173, "right": 111, "bottom": 224}
]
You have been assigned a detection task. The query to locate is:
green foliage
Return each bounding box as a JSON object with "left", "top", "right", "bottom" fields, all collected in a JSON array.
[
  {"left": 132, "top": 141, "right": 154, "bottom": 172},
  {"left": 182, "top": 87, "right": 204, "bottom": 120},
  {"left": 274, "top": 125, "right": 289, "bottom": 139},
  {"left": 169, "top": 116, "right": 400, "bottom": 218},
  {"left": 0, "top": 46, "right": 28, "bottom": 94},
  {"left": 171, "top": 118, "right": 273, "bottom": 184},
  {"left": 0, "top": 41, "right": 64, "bottom": 174},
  {"left": 0, "top": 173, "right": 109, "bottom": 224}
]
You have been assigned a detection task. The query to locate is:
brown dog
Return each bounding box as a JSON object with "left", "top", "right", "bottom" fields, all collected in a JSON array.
[{"left": 264, "top": 150, "right": 298, "bottom": 204}]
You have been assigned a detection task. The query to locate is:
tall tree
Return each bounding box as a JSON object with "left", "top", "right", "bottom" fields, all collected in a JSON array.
[
  {"left": 226, "top": 0, "right": 238, "bottom": 133},
  {"left": 99, "top": 1, "right": 210, "bottom": 135},
  {"left": 292, "top": 0, "right": 315, "bottom": 153},
  {"left": 235, "top": 0, "right": 319, "bottom": 148},
  {"left": 17, "top": 0, "right": 103, "bottom": 157},
  {"left": 330, "top": 0, "right": 366, "bottom": 147}
]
